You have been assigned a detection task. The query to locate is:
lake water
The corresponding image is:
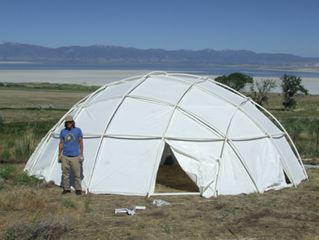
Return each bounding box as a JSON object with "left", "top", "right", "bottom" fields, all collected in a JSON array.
[{"left": 0, "top": 63, "right": 318, "bottom": 94}]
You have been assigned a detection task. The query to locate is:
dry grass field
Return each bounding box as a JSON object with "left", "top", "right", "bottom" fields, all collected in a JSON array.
[{"left": 0, "top": 164, "right": 319, "bottom": 239}]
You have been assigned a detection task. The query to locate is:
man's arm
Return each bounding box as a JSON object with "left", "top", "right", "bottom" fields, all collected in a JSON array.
[
  {"left": 79, "top": 137, "right": 83, "bottom": 156},
  {"left": 58, "top": 139, "right": 64, "bottom": 161},
  {"left": 79, "top": 128, "right": 84, "bottom": 158}
]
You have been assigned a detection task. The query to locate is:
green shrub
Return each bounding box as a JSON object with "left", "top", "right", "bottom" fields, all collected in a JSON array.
[
  {"left": 215, "top": 72, "right": 253, "bottom": 91},
  {"left": 0, "top": 164, "right": 17, "bottom": 180},
  {"left": 0, "top": 113, "right": 3, "bottom": 126},
  {"left": 3, "top": 217, "right": 70, "bottom": 240},
  {"left": 0, "top": 164, "right": 43, "bottom": 186},
  {"left": 0, "top": 149, "right": 11, "bottom": 163},
  {"left": 84, "top": 197, "right": 92, "bottom": 212},
  {"left": 6, "top": 140, "right": 15, "bottom": 148},
  {"left": 60, "top": 198, "right": 77, "bottom": 209},
  {"left": 16, "top": 173, "right": 42, "bottom": 186},
  {"left": 278, "top": 118, "right": 319, "bottom": 158},
  {"left": 281, "top": 74, "right": 308, "bottom": 110},
  {"left": 14, "top": 129, "right": 37, "bottom": 163},
  {"left": 3, "top": 223, "right": 33, "bottom": 240}
]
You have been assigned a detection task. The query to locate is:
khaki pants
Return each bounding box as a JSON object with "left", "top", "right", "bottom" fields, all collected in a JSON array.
[{"left": 61, "top": 155, "right": 82, "bottom": 191}]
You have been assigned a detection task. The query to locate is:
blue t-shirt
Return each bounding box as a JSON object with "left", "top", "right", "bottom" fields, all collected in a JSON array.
[{"left": 59, "top": 127, "right": 83, "bottom": 157}]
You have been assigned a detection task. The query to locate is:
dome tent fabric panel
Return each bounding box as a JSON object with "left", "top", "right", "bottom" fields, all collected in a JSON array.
[
  {"left": 24, "top": 72, "right": 307, "bottom": 197},
  {"left": 106, "top": 98, "right": 173, "bottom": 137},
  {"left": 28, "top": 137, "right": 60, "bottom": 180},
  {"left": 73, "top": 99, "right": 121, "bottom": 136},
  {"left": 89, "top": 138, "right": 164, "bottom": 195},
  {"left": 216, "top": 142, "right": 258, "bottom": 195},
  {"left": 165, "top": 110, "right": 222, "bottom": 140},
  {"left": 179, "top": 87, "right": 237, "bottom": 134},
  {"left": 240, "top": 102, "right": 283, "bottom": 136},
  {"left": 88, "top": 80, "right": 138, "bottom": 105},
  {"left": 232, "top": 138, "right": 287, "bottom": 192},
  {"left": 273, "top": 137, "right": 307, "bottom": 184},
  {"left": 227, "top": 109, "right": 266, "bottom": 138},
  {"left": 166, "top": 140, "right": 222, "bottom": 197},
  {"left": 197, "top": 80, "right": 244, "bottom": 106},
  {"left": 129, "top": 75, "right": 191, "bottom": 105}
]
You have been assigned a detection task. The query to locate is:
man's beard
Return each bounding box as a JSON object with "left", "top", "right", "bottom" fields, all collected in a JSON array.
[{"left": 66, "top": 124, "right": 73, "bottom": 130}]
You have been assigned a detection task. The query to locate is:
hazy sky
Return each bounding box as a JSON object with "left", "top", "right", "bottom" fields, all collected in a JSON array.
[{"left": 0, "top": 0, "right": 318, "bottom": 57}]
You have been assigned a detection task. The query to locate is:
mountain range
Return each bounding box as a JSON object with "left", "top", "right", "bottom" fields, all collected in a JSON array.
[{"left": 0, "top": 42, "right": 318, "bottom": 67}]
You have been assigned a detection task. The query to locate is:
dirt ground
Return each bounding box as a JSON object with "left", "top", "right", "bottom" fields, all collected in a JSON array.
[{"left": 1, "top": 166, "right": 319, "bottom": 240}]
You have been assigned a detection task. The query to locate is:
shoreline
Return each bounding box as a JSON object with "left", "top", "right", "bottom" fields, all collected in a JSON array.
[{"left": 0, "top": 69, "right": 318, "bottom": 94}]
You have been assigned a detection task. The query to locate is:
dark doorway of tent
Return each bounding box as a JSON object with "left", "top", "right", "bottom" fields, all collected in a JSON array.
[{"left": 154, "top": 143, "right": 199, "bottom": 195}]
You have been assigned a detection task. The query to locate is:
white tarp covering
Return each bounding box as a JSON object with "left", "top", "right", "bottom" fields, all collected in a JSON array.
[{"left": 24, "top": 72, "right": 307, "bottom": 197}]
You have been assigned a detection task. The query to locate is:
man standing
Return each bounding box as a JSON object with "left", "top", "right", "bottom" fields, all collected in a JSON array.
[{"left": 58, "top": 115, "right": 84, "bottom": 195}]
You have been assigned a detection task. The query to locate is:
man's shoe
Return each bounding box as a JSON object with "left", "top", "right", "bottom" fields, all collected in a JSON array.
[
  {"left": 75, "top": 190, "right": 82, "bottom": 196},
  {"left": 62, "top": 190, "right": 71, "bottom": 194}
]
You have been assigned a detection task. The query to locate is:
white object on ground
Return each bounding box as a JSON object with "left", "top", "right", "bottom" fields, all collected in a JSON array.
[
  {"left": 114, "top": 208, "right": 135, "bottom": 216},
  {"left": 152, "top": 199, "right": 170, "bottom": 207},
  {"left": 114, "top": 206, "right": 146, "bottom": 216},
  {"left": 134, "top": 206, "right": 146, "bottom": 210}
]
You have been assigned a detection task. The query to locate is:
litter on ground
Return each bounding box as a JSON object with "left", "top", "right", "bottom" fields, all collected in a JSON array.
[
  {"left": 114, "top": 206, "right": 146, "bottom": 216},
  {"left": 152, "top": 199, "right": 170, "bottom": 207}
]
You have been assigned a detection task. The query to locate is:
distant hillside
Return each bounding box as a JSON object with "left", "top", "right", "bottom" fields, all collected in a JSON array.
[{"left": 0, "top": 42, "right": 318, "bottom": 67}]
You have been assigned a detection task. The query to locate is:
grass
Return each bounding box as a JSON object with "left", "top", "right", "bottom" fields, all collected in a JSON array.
[
  {"left": 3, "top": 217, "right": 70, "bottom": 240},
  {"left": 0, "top": 82, "right": 99, "bottom": 92},
  {"left": 0, "top": 89, "right": 86, "bottom": 111},
  {"left": 0, "top": 164, "right": 42, "bottom": 187},
  {"left": 0, "top": 121, "right": 56, "bottom": 163},
  {"left": 263, "top": 94, "right": 319, "bottom": 158},
  {"left": 0, "top": 164, "right": 16, "bottom": 180},
  {"left": 0, "top": 164, "right": 319, "bottom": 239}
]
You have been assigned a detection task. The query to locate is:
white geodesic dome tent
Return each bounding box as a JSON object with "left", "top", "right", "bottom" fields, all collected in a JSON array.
[{"left": 25, "top": 72, "right": 307, "bottom": 197}]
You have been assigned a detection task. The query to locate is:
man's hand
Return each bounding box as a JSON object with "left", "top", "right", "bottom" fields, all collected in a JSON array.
[
  {"left": 79, "top": 154, "right": 84, "bottom": 163},
  {"left": 58, "top": 154, "right": 62, "bottom": 163}
]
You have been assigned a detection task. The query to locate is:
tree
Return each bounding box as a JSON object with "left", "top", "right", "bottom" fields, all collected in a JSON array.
[
  {"left": 250, "top": 79, "right": 277, "bottom": 106},
  {"left": 215, "top": 72, "right": 253, "bottom": 91},
  {"left": 281, "top": 74, "right": 308, "bottom": 110}
]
